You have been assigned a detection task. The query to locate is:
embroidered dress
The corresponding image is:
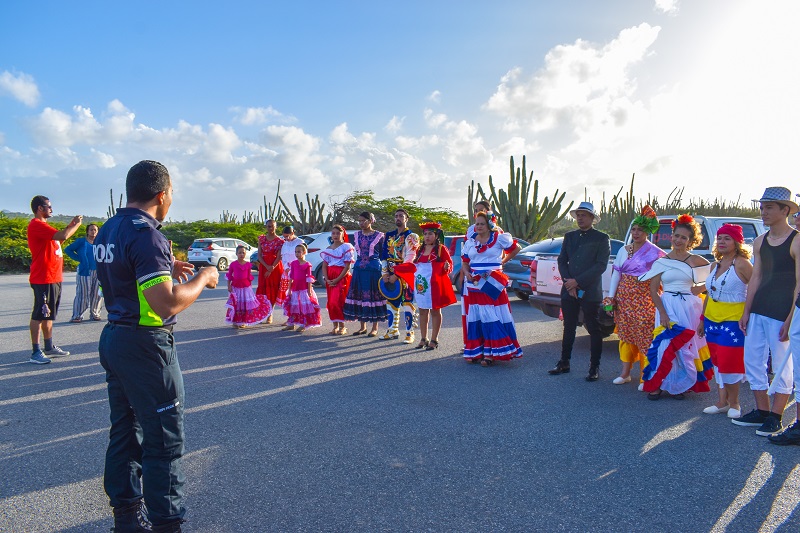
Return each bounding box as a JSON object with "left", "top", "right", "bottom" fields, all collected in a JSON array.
[
  {"left": 413, "top": 245, "right": 457, "bottom": 310},
  {"left": 704, "top": 261, "right": 747, "bottom": 384},
  {"left": 321, "top": 243, "right": 355, "bottom": 322},
  {"left": 344, "top": 231, "right": 387, "bottom": 323},
  {"left": 462, "top": 231, "right": 523, "bottom": 361},
  {"left": 256, "top": 235, "right": 285, "bottom": 306},
  {"left": 381, "top": 228, "right": 419, "bottom": 337},
  {"left": 225, "top": 260, "right": 273, "bottom": 326},
  {"left": 283, "top": 260, "right": 321, "bottom": 328},
  {"left": 277, "top": 238, "right": 302, "bottom": 305},
  {"left": 639, "top": 258, "right": 713, "bottom": 394},
  {"left": 608, "top": 241, "right": 666, "bottom": 362}
]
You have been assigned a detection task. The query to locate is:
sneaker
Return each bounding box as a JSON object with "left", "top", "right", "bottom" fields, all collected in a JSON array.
[
  {"left": 44, "top": 345, "right": 70, "bottom": 357},
  {"left": 768, "top": 421, "right": 800, "bottom": 446},
  {"left": 112, "top": 499, "right": 151, "bottom": 532},
  {"left": 731, "top": 409, "right": 768, "bottom": 427},
  {"left": 756, "top": 416, "right": 783, "bottom": 437},
  {"left": 29, "top": 350, "right": 51, "bottom": 365}
]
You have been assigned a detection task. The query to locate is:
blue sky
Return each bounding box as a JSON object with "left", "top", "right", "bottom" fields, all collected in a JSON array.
[{"left": 2, "top": 1, "right": 798, "bottom": 222}]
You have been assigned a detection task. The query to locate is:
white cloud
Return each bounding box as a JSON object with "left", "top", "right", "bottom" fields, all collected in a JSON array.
[
  {"left": 654, "top": 0, "right": 679, "bottom": 15},
  {"left": 0, "top": 71, "right": 40, "bottom": 107},
  {"left": 231, "top": 106, "right": 286, "bottom": 125},
  {"left": 423, "top": 108, "right": 448, "bottom": 129},
  {"left": 384, "top": 115, "right": 404, "bottom": 134},
  {"left": 485, "top": 23, "right": 661, "bottom": 136},
  {"left": 428, "top": 90, "right": 441, "bottom": 103}
]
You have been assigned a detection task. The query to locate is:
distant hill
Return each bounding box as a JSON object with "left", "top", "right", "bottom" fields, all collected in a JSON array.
[{"left": 1, "top": 210, "right": 107, "bottom": 224}]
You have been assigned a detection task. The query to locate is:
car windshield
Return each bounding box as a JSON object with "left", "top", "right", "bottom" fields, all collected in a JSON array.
[{"left": 520, "top": 239, "right": 562, "bottom": 254}]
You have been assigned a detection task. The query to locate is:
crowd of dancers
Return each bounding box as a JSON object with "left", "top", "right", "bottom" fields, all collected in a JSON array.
[
  {"left": 223, "top": 187, "right": 800, "bottom": 446},
  {"left": 224, "top": 202, "right": 523, "bottom": 363}
]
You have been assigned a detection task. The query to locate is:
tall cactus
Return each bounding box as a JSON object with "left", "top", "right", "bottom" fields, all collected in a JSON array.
[
  {"left": 279, "top": 192, "right": 332, "bottom": 234},
  {"left": 483, "top": 156, "right": 573, "bottom": 242},
  {"left": 107, "top": 189, "right": 122, "bottom": 219}
]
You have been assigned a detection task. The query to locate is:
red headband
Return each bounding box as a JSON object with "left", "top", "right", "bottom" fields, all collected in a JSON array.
[{"left": 717, "top": 223, "right": 744, "bottom": 244}]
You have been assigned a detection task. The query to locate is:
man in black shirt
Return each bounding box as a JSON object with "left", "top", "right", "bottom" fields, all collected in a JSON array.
[
  {"left": 95, "top": 161, "right": 219, "bottom": 532},
  {"left": 549, "top": 202, "right": 610, "bottom": 381}
]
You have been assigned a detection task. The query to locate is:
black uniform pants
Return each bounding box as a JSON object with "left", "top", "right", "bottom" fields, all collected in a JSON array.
[
  {"left": 98, "top": 323, "right": 186, "bottom": 526},
  {"left": 560, "top": 296, "right": 603, "bottom": 367}
]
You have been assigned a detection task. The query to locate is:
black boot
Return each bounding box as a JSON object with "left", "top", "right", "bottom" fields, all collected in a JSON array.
[
  {"left": 586, "top": 365, "right": 600, "bottom": 382},
  {"left": 151, "top": 520, "right": 184, "bottom": 533},
  {"left": 112, "top": 499, "right": 151, "bottom": 532},
  {"left": 548, "top": 360, "right": 570, "bottom": 375}
]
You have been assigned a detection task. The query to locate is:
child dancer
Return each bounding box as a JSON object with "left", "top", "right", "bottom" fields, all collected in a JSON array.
[
  {"left": 225, "top": 245, "right": 273, "bottom": 328},
  {"left": 321, "top": 225, "right": 355, "bottom": 335},
  {"left": 283, "top": 243, "right": 322, "bottom": 332}
]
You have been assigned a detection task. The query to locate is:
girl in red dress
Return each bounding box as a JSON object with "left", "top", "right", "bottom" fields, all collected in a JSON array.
[
  {"left": 257, "top": 219, "right": 285, "bottom": 322},
  {"left": 321, "top": 225, "right": 355, "bottom": 335},
  {"left": 283, "top": 243, "right": 322, "bottom": 332},
  {"left": 413, "top": 222, "right": 456, "bottom": 350}
]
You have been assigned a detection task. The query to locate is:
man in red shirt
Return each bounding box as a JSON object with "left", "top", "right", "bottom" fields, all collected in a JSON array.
[{"left": 27, "top": 195, "right": 83, "bottom": 364}]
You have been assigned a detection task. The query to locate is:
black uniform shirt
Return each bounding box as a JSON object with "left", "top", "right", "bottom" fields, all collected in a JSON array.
[{"left": 95, "top": 208, "right": 176, "bottom": 327}]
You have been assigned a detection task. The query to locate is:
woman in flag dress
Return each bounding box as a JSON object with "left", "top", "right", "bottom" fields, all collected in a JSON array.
[
  {"left": 412, "top": 222, "right": 457, "bottom": 350},
  {"left": 639, "top": 214, "right": 713, "bottom": 399},
  {"left": 460, "top": 211, "right": 522, "bottom": 366},
  {"left": 697, "top": 224, "right": 752, "bottom": 419}
]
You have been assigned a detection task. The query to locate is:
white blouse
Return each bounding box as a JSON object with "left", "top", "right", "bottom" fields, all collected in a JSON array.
[{"left": 321, "top": 243, "right": 355, "bottom": 267}]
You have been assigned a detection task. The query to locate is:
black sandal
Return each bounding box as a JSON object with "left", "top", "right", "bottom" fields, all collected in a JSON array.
[
  {"left": 480, "top": 358, "right": 494, "bottom": 367},
  {"left": 415, "top": 339, "right": 429, "bottom": 349},
  {"left": 425, "top": 340, "right": 439, "bottom": 351},
  {"left": 352, "top": 329, "right": 368, "bottom": 336},
  {"left": 647, "top": 390, "right": 663, "bottom": 401}
]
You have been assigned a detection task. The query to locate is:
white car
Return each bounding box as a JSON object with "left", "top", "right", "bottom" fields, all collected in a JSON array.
[
  {"left": 250, "top": 231, "right": 356, "bottom": 285},
  {"left": 188, "top": 238, "right": 255, "bottom": 271}
]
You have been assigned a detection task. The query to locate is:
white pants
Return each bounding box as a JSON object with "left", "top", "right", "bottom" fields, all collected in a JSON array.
[
  {"left": 744, "top": 313, "right": 793, "bottom": 394},
  {"left": 788, "top": 306, "right": 800, "bottom": 401}
]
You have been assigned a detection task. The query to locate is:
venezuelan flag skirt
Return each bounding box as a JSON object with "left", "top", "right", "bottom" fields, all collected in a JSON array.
[{"left": 703, "top": 300, "right": 746, "bottom": 375}]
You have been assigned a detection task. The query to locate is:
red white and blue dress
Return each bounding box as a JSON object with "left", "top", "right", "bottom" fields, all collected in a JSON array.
[{"left": 461, "top": 231, "right": 523, "bottom": 362}]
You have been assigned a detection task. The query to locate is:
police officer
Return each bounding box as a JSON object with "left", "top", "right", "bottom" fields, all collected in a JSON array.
[{"left": 95, "top": 160, "right": 218, "bottom": 533}]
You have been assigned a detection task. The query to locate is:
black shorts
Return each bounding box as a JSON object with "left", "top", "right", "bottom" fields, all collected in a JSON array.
[{"left": 31, "top": 283, "right": 62, "bottom": 321}]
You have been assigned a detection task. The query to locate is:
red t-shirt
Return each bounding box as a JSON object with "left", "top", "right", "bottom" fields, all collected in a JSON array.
[{"left": 27, "top": 218, "right": 63, "bottom": 283}]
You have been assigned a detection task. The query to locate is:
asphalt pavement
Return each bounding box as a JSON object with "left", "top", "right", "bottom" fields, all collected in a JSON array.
[{"left": 1, "top": 273, "right": 799, "bottom": 532}]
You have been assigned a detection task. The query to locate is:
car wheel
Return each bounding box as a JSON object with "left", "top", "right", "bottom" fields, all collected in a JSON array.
[
  {"left": 217, "top": 257, "right": 229, "bottom": 271},
  {"left": 514, "top": 290, "right": 530, "bottom": 301},
  {"left": 313, "top": 264, "right": 324, "bottom": 287}
]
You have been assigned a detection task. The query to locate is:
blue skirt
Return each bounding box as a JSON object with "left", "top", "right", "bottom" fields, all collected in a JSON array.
[{"left": 344, "top": 267, "right": 387, "bottom": 322}]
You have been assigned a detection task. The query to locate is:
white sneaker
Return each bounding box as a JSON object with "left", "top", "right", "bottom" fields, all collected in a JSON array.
[
  {"left": 637, "top": 383, "right": 644, "bottom": 392},
  {"left": 612, "top": 376, "right": 632, "bottom": 385},
  {"left": 727, "top": 408, "right": 742, "bottom": 419},
  {"left": 703, "top": 405, "right": 730, "bottom": 415}
]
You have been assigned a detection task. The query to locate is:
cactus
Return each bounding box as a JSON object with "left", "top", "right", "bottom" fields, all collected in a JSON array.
[
  {"left": 467, "top": 180, "right": 490, "bottom": 221},
  {"left": 107, "top": 189, "right": 123, "bottom": 218},
  {"left": 482, "top": 156, "right": 573, "bottom": 242},
  {"left": 219, "top": 210, "right": 238, "bottom": 224},
  {"left": 279, "top": 192, "right": 332, "bottom": 234}
]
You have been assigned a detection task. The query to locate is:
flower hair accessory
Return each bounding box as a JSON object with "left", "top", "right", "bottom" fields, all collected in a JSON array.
[
  {"left": 631, "top": 205, "right": 659, "bottom": 234},
  {"left": 474, "top": 210, "right": 496, "bottom": 230},
  {"left": 671, "top": 214, "right": 695, "bottom": 229},
  {"left": 419, "top": 221, "right": 442, "bottom": 231}
]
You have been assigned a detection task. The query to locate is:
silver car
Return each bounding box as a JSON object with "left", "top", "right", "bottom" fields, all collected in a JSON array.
[{"left": 188, "top": 238, "right": 254, "bottom": 271}]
